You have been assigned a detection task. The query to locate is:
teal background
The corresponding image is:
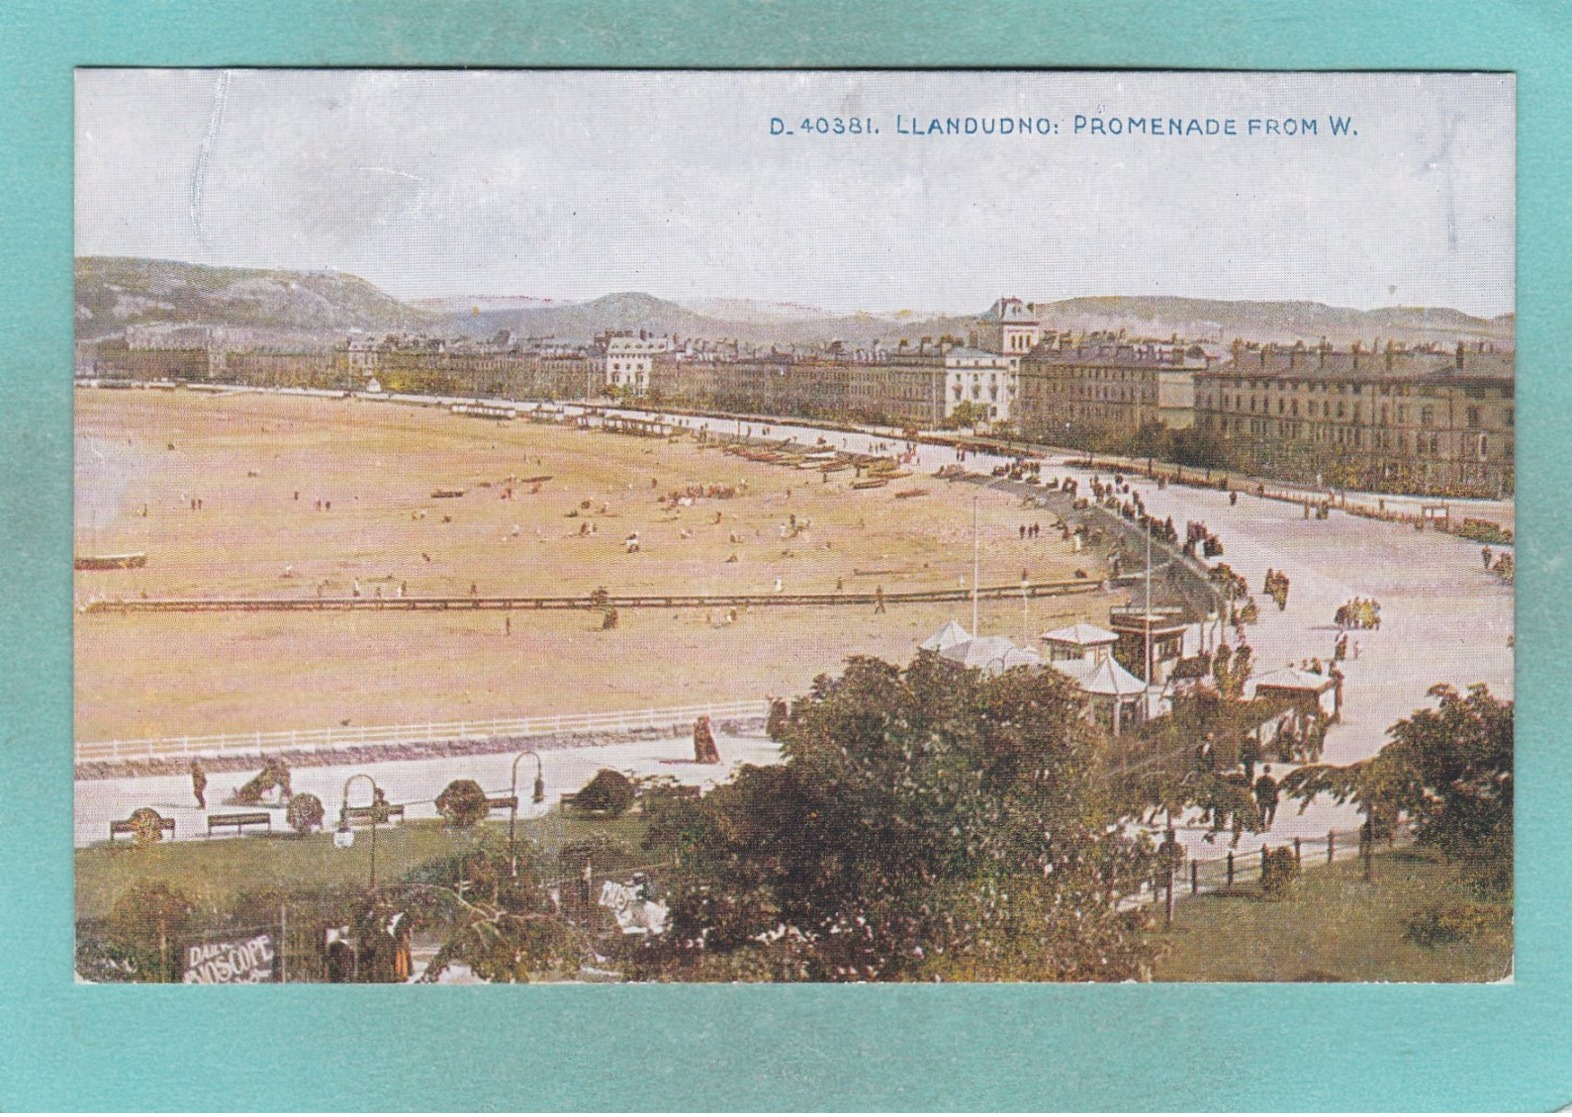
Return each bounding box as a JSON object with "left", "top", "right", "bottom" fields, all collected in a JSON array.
[{"left": 1, "top": 0, "right": 1566, "bottom": 1109}]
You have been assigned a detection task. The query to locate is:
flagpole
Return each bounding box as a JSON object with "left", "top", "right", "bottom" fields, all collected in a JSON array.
[
  {"left": 1145, "top": 509, "right": 1154, "bottom": 723},
  {"left": 972, "top": 495, "right": 980, "bottom": 637}
]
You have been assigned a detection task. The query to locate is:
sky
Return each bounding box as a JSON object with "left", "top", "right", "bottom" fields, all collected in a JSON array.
[{"left": 75, "top": 70, "right": 1515, "bottom": 317}]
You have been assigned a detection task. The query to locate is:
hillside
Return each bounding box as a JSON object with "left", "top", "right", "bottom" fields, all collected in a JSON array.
[
  {"left": 452, "top": 291, "right": 947, "bottom": 351},
  {"left": 75, "top": 257, "right": 1513, "bottom": 353},
  {"left": 1030, "top": 296, "right": 1512, "bottom": 348},
  {"left": 74, "top": 257, "right": 440, "bottom": 342}
]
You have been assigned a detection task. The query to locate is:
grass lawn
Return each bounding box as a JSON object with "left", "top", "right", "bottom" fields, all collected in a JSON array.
[
  {"left": 1151, "top": 847, "right": 1512, "bottom": 983},
  {"left": 75, "top": 810, "right": 654, "bottom": 920}
]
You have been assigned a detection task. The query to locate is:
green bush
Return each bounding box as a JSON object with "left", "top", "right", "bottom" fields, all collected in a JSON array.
[
  {"left": 574, "top": 769, "right": 636, "bottom": 817},
  {"left": 1405, "top": 902, "right": 1510, "bottom": 946},
  {"left": 128, "top": 807, "right": 168, "bottom": 847},
  {"left": 286, "top": 793, "right": 325, "bottom": 835},
  {"left": 1260, "top": 846, "right": 1300, "bottom": 897},
  {"left": 105, "top": 880, "right": 197, "bottom": 982},
  {"left": 436, "top": 779, "right": 490, "bottom": 828}
]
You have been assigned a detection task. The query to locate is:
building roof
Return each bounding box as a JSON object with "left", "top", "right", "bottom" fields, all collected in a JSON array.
[
  {"left": 1107, "top": 611, "right": 1190, "bottom": 636},
  {"left": 979, "top": 297, "right": 1039, "bottom": 326},
  {"left": 1250, "top": 667, "right": 1337, "bottom": 695},
  {"left": 1023, "top": 341, "right": 1200, "bottom": 369},
  {"left": 919, "top": 619, "right": 972, "bottom": 651},
  {"left": 1050, "top": 654, "right": 1147, "bottom": 697},
  {"left": 945, "top": 346, "right": 1012, "bottom": 363},
  {"left": 1041, "top": 622, "right": 1119, "bottom": 647},
  {"left": 1198, "top": 345, "right": 1513, "bottom": 386}
]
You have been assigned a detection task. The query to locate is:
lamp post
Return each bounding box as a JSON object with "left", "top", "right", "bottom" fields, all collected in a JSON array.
[
  {"left": 508, "top": 749, "right": 546, "bottom": 877},
  {"left": 335, "top": 772, "right": 382, "bottom": 892}
]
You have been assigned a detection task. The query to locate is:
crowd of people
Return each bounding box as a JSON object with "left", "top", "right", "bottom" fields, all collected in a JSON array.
[
  {"left": 1334, "top": 597, "right": 1382, "bottom": 630},
  {"left": 1183, "top": 519, "right": 1224, "bottom": 559},
  {"left": 1262, "top": 568, "right": 1291, "bottom": 611}
]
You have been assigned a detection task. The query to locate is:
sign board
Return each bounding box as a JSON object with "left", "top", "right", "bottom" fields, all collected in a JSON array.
[{"left": 181, "top": 932, "right": 278, "bottom": 984}]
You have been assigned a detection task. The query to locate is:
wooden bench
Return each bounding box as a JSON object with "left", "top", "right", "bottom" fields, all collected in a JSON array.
[
  {"left": 343, "top": 803, "right": 405, "bottom": 825},
  {"left": 485, "top": 795, "right": 519, "bottom": 815},
  {"left": 109, "top": 812, "right": 175, "bottom": 842},
  {"left": 206, "top": 811, "right": 273, "bottom": 837}
]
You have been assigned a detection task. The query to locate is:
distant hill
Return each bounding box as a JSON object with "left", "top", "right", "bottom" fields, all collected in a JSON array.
[
  {"left": 1028, "top": 296, "right": 1513, "bottom": 348},
  {"left": 451, "top": 291, "right": 952, "bottom": 351},
  {"left": 74, "top": 257, "right": 439, "bottom": 343},
  {"left": 75, "top": 257, "right": 1513, "bottom": 353}
]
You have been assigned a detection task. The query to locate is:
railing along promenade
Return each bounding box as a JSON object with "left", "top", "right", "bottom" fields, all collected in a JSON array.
[
  {"left": 77, "top": 699, "right": 770, "bottom": 764},
  {"left": 80, "top": 578, "right": 1102, "bottom": 615}
]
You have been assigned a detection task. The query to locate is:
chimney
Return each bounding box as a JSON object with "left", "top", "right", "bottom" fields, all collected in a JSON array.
[
  {"left": 1384, "top": 340, "right": 1394, "bottom": 371},
  {"left": 1351, "top": 339, "right": 1362, "bottom": 370},
  {"left": 1455, "top": 340, "right": 1465, "bottom": 370}
]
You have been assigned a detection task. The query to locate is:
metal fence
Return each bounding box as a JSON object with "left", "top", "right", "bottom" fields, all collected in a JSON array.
[
  {"left": 1183, "top": 822, "right": 1414, "bottom": 896},
  {"left": 76, "top": 699, "right": 770, "bottom": 764},
  {"left": 81, "top": 578, "right": 1102, "bottom": 615}
]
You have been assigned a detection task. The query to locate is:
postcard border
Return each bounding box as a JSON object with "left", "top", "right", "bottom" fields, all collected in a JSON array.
[{"left": 4, "top": 1, "right": 1569, "bottom": 1110}]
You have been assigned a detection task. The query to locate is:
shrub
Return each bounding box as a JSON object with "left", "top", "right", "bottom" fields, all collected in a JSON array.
[
  {"left": 575, "top": 769, "right": 636, "bottom": 817},
  {"left": 1405, "top": 902, "right": 1510, "bottom": 947},
  {"left": 127, "top": 807, "right": 169, "bottom": 847},
  {"left": 1260, "top": 846, "right": 1300, "bottom": 896},
  {"left": 286, "top": 793, "right": 325, "bottom": 836},
  {"left": 436, "top": 779, "right": 490, "bottom": 828},
  {"left": 765, "top": 698, "right": 790, "bottom": 740},
  {"left": 104, "top": 880, "right": 197, "bottom": 982}
]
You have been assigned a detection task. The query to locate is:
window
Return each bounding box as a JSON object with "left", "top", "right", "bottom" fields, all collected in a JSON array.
[
  {"left": 1467, "top": 406, "right": 1481, "bottom": 428},
  {"left": 1420, "top": 406, "right": 1434, "bottom": 426},
  {"left": 1505, "top": 407, "right": 1515, "bottom": 428}
]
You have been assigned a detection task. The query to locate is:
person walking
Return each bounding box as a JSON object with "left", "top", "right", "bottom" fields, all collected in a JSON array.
[
  {"left": 190, "top": 759, "right": 207, "bottom": 810},
  {"left": 1239, "top": 732, "right": 1260, "bottom": 782},
  {"left": 874, "top": 585, "right": 887, "bottom": 614},
  {"left": 1255, "top": 765, "right": 1280, "bottom": 828},
  {"left": 1482, "top": 545, "right": 1493, "bottom": 571}
]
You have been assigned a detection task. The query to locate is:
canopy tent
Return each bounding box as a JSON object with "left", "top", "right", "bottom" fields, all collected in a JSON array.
[
  {"left": 938, "top": 635, "right": 1043, "bottom": 674},
  {"left": 1049, "top": 653, "right": 1148, "bottom": 734},
  {"left": 919, "top": 619, "right": 972, "bottom": 652},
  {"left": 1050, "top": 654, "right": 1146, "bottom": 698}
]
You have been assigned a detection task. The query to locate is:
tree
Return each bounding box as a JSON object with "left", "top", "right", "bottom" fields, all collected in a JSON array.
[
  {"left": 436, "top": 779, "right": 490, "bottom": 828},
  {"left": 633, "top": 654, "right": 1157, "bottom": 982},
  {"left": 1280, "top": 684, "right": 1512, "bottom": 885},
  {"left": 945, "top": 401, "right": 988, "bottom": 430},
  {"left": 417, "top": 845, "right": 591, "bottom": 983},
  {"left": 101, "top": 880, "right": 197, "bottom": 982}
]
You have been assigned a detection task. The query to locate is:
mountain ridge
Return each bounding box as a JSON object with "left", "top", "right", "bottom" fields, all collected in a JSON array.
[{"left": 75, "top": 257, "right": 1513, "bottom": 352}]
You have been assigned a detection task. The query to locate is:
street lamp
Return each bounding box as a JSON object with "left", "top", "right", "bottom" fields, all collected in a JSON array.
[
  {"left": 508, "top": 749, "right": 546, "bottom": 877},
  {"left": 336, "top": 772, "right": 382, "bottom": 892}
]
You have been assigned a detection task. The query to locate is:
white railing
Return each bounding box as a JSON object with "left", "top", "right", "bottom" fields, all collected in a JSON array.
[{"left": 76, "top": 699, "right": 771, "bottom": 763}]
